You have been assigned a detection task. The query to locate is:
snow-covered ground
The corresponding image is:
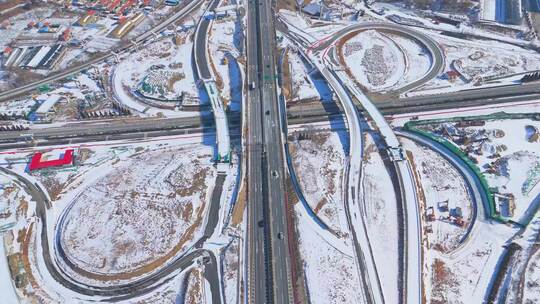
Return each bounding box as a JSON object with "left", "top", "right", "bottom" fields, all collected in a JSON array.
[
  {"left": 278, "top": 10, "right": 345, "bottom": 42},
  {"left": 400, "top": 137, "right": 473, "bottom": 252},
  {"left": 60, "top": 147, "right": 215, "bottom": 276},
  {"left": 343, "top": 29, "right": 402, "bottom": 90},
  {"left": 0, "top": 132, "right": 225, "bottom": 301},
  {"left": 207, "top": 13, "right": 245, "bottom": 110},
  {"left": 285, "top": 51, "right": 322, "bottom": 101},
  {"left": 0, "top": 239, "right": 19, "bottom": 304},
  {"left": 499, "top": 212, "right": 540, "bottom": 303},
  {"left": 0, "top": 7, "right": 58, "bottom": 49},
  {"left": 295, "top": 206, "right": 361, "bottom": 304},
  {"left": 424, "top": 221, "right": 516, "bottom": 304},
  {"left": 183, "top": 267, "right": 205, "bottom": 303},
  {"left": 288, "top": 131, "right": 349, "bottom": 235},
  {"left": 112, "top": 33, "right": 201, "bottom": 117},
  {"left": 222, "top": 238, "right": 240, "bottom": 304},
  {"left": 415, "top": 34, "right": 540, "bottom": 93},
  {"left": 523, "top": 246, "right": 540, "bottom": 302},
  {"left": 385, "top": 33, "right": 431, "bottom": 86},
  {"left": 0, "top": 98, "right": 36, "bottom": 117},
  {"left": 0, "top": 172, "right": 25, "bottom": 304},
  {"left": 278, "top": 4, "right": 540, "bottom": 98},
  {"left": 360, "top": 132, "right": 399, "bottom": 303},
  {"left": 416, "top": 118, "right": 540, "bottom": 223}
]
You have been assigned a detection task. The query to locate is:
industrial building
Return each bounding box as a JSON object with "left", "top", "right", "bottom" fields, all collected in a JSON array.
[
  {"left": 480, "top": 0, "right": 523, "bottom": 25},
  {"left": 28, "top": 149, "right": 75, "bottom": 171},
  {"left": 3, "top": 44, "right": 66, "bottom": 70},
  {"left": 109, "top": 12, "right": 145, "bottom": 38},
  {"left": 31, "top": 94, "right": 64, "bottom": 121},
  {"left": 75, "top": 12, "right": 99, "bottom": 26}
]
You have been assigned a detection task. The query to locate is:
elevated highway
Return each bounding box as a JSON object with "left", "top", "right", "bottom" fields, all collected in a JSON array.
[
  {"left": 319, "top": 63, "right": 385, "bottom": 304},
  {"left": 245, "top": 0, "right": 294, "bottom": 303},
  {"left": 329, "top": 49, "right": 422, "bottom": 304},
  {"left": 193, "top": 0, "right": 231, "bottom": 161},
  {"left": 283, "top": 18, "right": 429, "bottom": 304},
  {"left": 245, "top": 0, "right": 268, "bottom": 302}
]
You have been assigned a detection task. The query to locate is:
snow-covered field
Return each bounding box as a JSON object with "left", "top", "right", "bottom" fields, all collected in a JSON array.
[
  {"left": 0, "top": 98, "right": 36, "bottom": 117},
  {"left": 278, "top": 10, "right": 345, "bottom": 41},
  {"left": 295, "top": 206, "right": 361, "bottom": 304},
  {"left": 288, "top": 131, "right": 350, "bottom": 235},
  {"left": 400, "top": 137, "right": 473, "bottom": 252},
  {"left": 222, "top": 238, "right": 240, "bottom": 304},
  {"left": 342, "top": 30, "right": 405, "bottom": 91},
  {"left": 360, "top": 132, "right": 399, "bottom": 303},
  {"left": 523, "top": 247, "right": 540, "bottom": 302},
  {"left": 0, "top": 172, "right": 31, "bottom": 304},
  {"left": 417, "top": 118, "right": 540, "bottom": 223},
  {"left": 406, "top": 116, "right": 540, "bottom": 302},
  {"left": 498, "top": 213, "right": 540, "bottom": 303},
  {"left": 0, "top": 133, "right": 223, "bottom": 301},
  {"left": 60, "top": 147, "right": 214, "bottom": 276},
  {"left": 112, "top": 33, "right": 200, "bottom": 117},
  {"left": 0, "top": 7, "right": 58, "bottom": 49},
  {"left": 184, "top": 267, "right": 204, "bottom": 304},
  {"left": 287, "top": 51, "right": 322, "bottom": 101},
  {"left": 384, "top": 33, "right": 431, "bottom": 86},
  {"left": 423, "top": 221, "right": 516, "bottom": 304},
  {"left": 207, "top": 14, "right": 245, "bottom": 110},
  {"left": 413, "top": 34, "right": 540, "bottom": 95}
]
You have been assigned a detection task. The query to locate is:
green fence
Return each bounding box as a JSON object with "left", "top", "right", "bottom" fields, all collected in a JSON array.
[
  {"left": 405, "top": 112, "right": 540, "bottom": 126},
  {"left": 403, "top": 120, "right": 510, "bottom": 223}
]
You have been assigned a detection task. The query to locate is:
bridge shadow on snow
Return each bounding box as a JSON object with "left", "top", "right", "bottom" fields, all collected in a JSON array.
[{"left": 293, "top": 51, "right": 350, "bottom": 154}]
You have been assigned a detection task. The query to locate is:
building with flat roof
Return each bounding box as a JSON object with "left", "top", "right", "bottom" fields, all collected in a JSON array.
[
  {"left": 33, "top": 94, "right": 64, "bottom": 120},
  {"left": 28, "top": 149, "right": 74, "bottom": 171}
]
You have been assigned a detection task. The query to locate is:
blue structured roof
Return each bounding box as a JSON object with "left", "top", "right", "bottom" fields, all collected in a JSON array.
[
  {"left": 527, "top": 0, "right": 540, "bottom": 12},
  {"left": 302, "top": 3, "right": 329, "bottom": 17}
]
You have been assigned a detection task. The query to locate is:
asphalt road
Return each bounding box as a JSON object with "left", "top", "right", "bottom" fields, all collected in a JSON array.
[
  {"left": 2, "top": 7, "right": 540, "bottom": 302},
  {"left": 245, "top": 0, "right": 268, "bottom": 302},
  {"left": 256, "top": 0, "right": 294, "bottom": 302},
  {"left": 193, "top": 0, "right": 220, "bottom": 80},
  {"left": 2, "top": 84, "right": 539, "bottom": 147},
  {"left": 245, "top": 0, "right": 293, "bottom": 303},
  {"left": 379, "top": 82, "right": 540, "bottom": 112},
  {"left": 284, "top": 20, "right": 428, "bottom": 304}
]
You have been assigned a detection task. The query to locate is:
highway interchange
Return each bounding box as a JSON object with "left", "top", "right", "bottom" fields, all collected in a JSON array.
[{"left": 1, "top": 0, "right": 540, "bottom": 303}]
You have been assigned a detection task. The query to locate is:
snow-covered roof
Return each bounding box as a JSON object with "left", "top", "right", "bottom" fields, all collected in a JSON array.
[
  {"left": 36, "top": 94, "right": 62, "bottom": 114},
  {"left": 302, "top": 3, "right": 329, "bottom": 17}
]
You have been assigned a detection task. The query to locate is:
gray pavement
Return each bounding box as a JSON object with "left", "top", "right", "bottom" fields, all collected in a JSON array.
[
  {"left": 257, "top": 0, "right": 294, "bottom": 302},
  {"left": 245, "top": 0, "right": 268, "bottom": 302},
  {"left": 245, "top": 0, "right": 293, "bottom": 303},
  {"left": 194, "top": 0, "right": 220, "bottom": 80}
]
